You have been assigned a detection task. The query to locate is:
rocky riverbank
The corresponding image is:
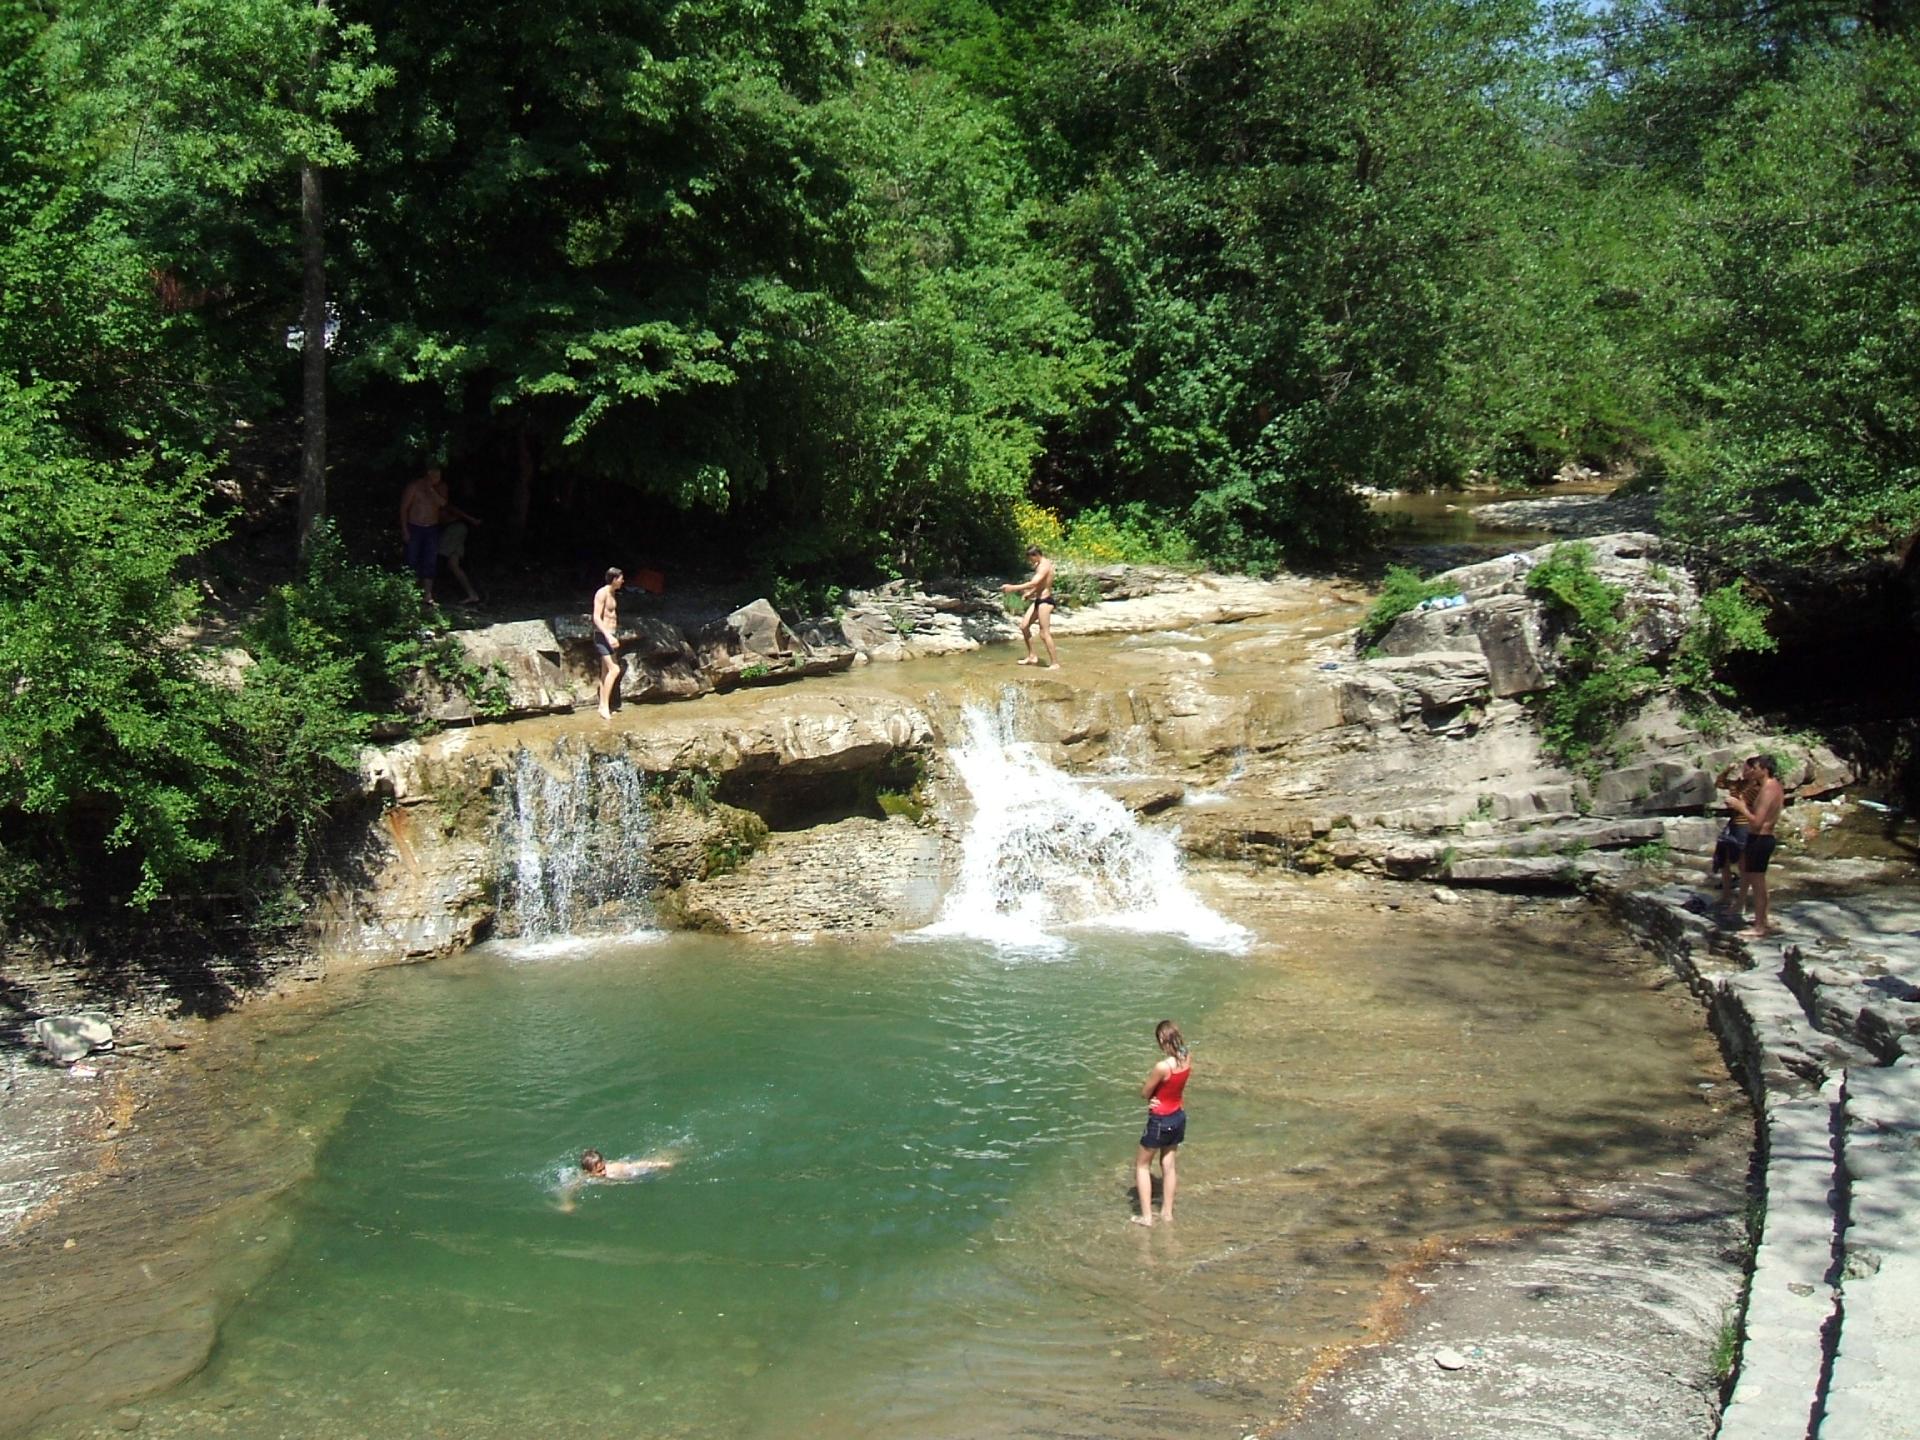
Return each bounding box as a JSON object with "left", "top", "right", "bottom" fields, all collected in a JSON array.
[{"left": 5, "top": 532, "right": 1915, "bottom": 1440}]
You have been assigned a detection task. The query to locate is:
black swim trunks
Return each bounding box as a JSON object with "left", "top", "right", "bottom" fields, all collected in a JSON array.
[
  {"left": 592, "top": 632, "right": 617, "bottom": 659},
  {"left": 1140, "top": 1109, "right": 1186, "bottom": 1150},
  {"left": 1034, "top": 593, "right": 1056, "bottom": 608},
  {"left": 1742, "top": 834, "right": 1778, "bottom": 874}
]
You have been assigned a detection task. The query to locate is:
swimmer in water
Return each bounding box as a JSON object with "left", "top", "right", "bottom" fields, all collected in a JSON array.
[
  {"left": 1131, "top": 1020, "right": 1189, "bottom": 1227},
  {"left": 555, "top": 1148, "right": 674, "bottom": 1212}
]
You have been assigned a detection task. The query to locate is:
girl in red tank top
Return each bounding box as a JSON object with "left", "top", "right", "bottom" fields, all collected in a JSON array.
[{"left": 1131, "top": 1020, "right": 1189, "bottom": 1227}]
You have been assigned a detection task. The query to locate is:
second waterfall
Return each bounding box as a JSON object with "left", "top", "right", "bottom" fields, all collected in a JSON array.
[
  {"left": 924, "top": 694, "right": 1247, "bottom": 952},
  {"left": 494, "top": 744, "right": 655, "bottom": 941}
]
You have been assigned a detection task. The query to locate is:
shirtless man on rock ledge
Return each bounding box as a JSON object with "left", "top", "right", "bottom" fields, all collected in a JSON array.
[
  {"left": 1001, "top": 544, "right": 1060, "bottom": 670},
  {"left": 1728, "top": 752, "right": 1787, "bottom": 939}
]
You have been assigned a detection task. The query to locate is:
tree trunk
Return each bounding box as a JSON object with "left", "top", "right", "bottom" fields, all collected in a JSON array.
[
  {"left": 298, "top": 156, "right": 326, "bottom": 554},
  {"left": 513, "top": 420, "right": 534, "bottom": 543}
]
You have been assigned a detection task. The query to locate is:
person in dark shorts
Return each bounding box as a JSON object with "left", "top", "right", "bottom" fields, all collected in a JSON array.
[
  {"left": 398, "top": 466, "right": 446, "bottom": 604},
  {"left": 1731, "top": 754, "right": 1787, "bottom": 939},
  {"left": 591, "top": 567, "right": 625, "bottom": 719},
  {"left": 1131, "top": 1019, "right": 1190, "bottom": 1227},
  {"left": 1710, "top": 758, "right": 1761, "bottom": 913},
  {"left": 434, "top": 476, "right": 484, "bottom": 607}
]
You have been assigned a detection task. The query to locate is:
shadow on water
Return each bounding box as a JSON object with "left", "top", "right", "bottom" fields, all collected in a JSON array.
[{"left": 0, "top": 911, "right": 291, "bottom": 1047}]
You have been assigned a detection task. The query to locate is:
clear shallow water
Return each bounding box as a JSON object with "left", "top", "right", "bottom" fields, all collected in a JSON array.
[
  {"left": 1370, "top": 490, "right": 1561, "bottom": 548},
  {"left": 30, "top": 914, "right": 1732, "bottom": 1440}
]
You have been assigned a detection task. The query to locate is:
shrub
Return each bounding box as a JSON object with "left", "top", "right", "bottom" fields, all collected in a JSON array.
[
  {"left": 1359, "top": 565, "right": 1455, "bottom": 646},
  {"left": 1058, "top": 503, "right": 1197, "bottom": 568},
  {"left": 1670, "top": 583, "right": 1776, "bottom": 702},
  {"left": 702, "top": 808, "right": 768, "bottom": 877},
  {"left": 1625, "top": 838, "right": 1672, "bottom": 865},
  {"left": 1012, "top": 500, "right": 1066, "bottom": 557},
  {"left": 1525, "top": 544, "right": 1660, "bottom": 771},
  {"left": 876, "top": 789, "right": 927, "bottom": 824},
  {"left": 769, "top": 574, "right": 846, "bottom": 622},
  {"left": 0, "top": 380, "right": 234, "bottom": 907},
  {"left": 234, "top": 523, "right": 511, "bottom": 869},
  {"left": 1526, "top": 542, "right": 1623, "bottom": 638}
]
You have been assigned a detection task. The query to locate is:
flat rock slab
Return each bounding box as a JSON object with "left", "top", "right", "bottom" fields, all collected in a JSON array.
[
  {"left": 1281, "top": 1171, "right": 1745, "bottom": 1440},
  {"left": 1823, "top": 1059, "right": 1920, "bottom": 1440}
]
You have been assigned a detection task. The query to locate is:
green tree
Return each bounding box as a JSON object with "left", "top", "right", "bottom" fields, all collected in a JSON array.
[
  {"left": 773, "top": 61, "right": 1107, "bottom": 574},
  {"left": 43, "top": 0, "right": 389, "bottom": 544},
  {"left": 329, "top": 0, "right": 863, "bottom": 538},
  {"left": 1014, "top": 0, "right": 1554, "bottom": 566},
  {"left": 0, "top": 380, "right": 234, "bottom": 906},
  {"left": 1663, "top": 34, "right": 1920, "bottom": 563}
]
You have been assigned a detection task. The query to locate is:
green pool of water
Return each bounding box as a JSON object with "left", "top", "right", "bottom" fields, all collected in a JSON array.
[{"left": 36, "top": 917, "right": 1730, "bottom": 1440}]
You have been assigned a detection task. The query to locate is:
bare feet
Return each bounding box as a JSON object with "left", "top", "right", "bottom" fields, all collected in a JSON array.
[
  {"left": 1017, "top": 656, "right": 1041, "bottom": 666},
  {"left": 598, "top": 706, "right": 612, "bottom": 720},
  {"left": 1738, "top": 927, "right": 1776, "bottom": 940},
  {"left": 1128, "top": 1215, "right": 1153, "bottom": 1227},
  {"left": 1158, "top": 1211, "right": 1173, "bottom": 1223}
]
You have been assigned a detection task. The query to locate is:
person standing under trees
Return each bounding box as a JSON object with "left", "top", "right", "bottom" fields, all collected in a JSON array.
[
  {"left": 1131, "top": 1020, "right": 1190, "bottom": 1227},
  {"left": 1001, "top": 544, "right": 1060, "bottom": 669},
  {"left": 434, "top": 474, "right": 484, "bottom": 608},
  {"left": 592, "top": 568, "right": 625, "bottom": 720},
  {"left": 398, "top": 465, "right": 447, "bottom": 605},
  {"left": 1732, "top": 754, "right": 1788, "bottom": 940}
]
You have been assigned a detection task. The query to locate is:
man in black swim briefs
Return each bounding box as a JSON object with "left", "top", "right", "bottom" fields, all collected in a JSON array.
[{"left": 1000, "top": 544, "right": 1061, "bottom": 670}]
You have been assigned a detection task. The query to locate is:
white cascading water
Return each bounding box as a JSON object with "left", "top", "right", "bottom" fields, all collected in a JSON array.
[
  {"left": 495, "top": 745, "right": 655, "bottom": 940},
  {"left": 922, "top": 693, "right": 1248, "bottom": 952}
]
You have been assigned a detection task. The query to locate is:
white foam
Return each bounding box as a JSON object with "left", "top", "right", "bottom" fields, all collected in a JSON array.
[
  {"left": 492, "top": 927, "right": 667, "bottom": 963},
  {"left": 921, "top": 694, "right": 1249, "bottom": 954},
  {"left": 496, "top": 746, "right": 656, "bottom": 939}
]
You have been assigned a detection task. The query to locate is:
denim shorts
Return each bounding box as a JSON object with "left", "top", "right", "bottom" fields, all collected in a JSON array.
[
  {"left": 404, "top": 522, "right": 441, "bottom": 579},
  {"left": 1712, "top": 827, "right": 1748, "bottom": 874},
  {"left": 1141, "top": 1109, "right": 1186, "bottom": 1150}
]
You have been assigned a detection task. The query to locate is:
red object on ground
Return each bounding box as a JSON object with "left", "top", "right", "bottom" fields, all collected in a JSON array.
[{"left": 633, "top": 568, "right": 665, "bottom": 594}]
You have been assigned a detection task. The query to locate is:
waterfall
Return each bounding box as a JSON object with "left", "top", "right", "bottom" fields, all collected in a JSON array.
[
  {"left": 923, "top": 693, "right": 1248, "bottom": 952},
  {"left": 495, "top": 745, "right": 656, "bottom": 941}
]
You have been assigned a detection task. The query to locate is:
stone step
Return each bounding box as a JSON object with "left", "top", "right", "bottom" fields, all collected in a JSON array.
[
  {"left": 1717, "top": 1083, "right": 1841, "bottom": 1440},
  {"left": 1822, "top": 1060, "right": 1920, "bottom": 1440}
]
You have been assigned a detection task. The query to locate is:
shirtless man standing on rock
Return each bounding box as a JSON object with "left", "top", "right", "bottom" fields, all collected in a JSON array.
[
  {"left": 1001, "top": 544, "right": 1060, "bottom": 670},
  {"left": 1730, "top": 753, "right": 1787, "bottom": 939},
  {"left": 398, "top": 465, "right": 448, "bottom": 605},
  {"left": 592, "top": 568, "right": 624, "bottom": 719}
]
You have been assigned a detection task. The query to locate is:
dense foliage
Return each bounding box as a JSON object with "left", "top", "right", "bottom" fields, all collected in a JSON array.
[
  {"left": 1525, "top": 543, "right": 1664, "bottom": 771},
  {"left": 3, "top": 0, "right": 1917, "bottom": 911}
]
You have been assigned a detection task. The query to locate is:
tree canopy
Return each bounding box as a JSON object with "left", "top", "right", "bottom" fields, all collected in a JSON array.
[{"left": 3, "top": 0, "right": 1918, "bottom": 908}]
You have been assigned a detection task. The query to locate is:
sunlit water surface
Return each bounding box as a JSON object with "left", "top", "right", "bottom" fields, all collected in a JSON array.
[{"left": 33, "top": 919, "right": 1729, "bottom": 1440}]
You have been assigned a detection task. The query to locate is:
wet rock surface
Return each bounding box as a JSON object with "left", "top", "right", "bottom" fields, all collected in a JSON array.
[
  {"left": 1282, "top": 1168, "right": 1746, "bottom": 1440},
  {"left": 1470, "top": 487, "right": 1661, "bottom": 539},
  {"left": 0, "top": 1009, "right": 319, "bottom": 1439},
  {"left": 1592, "top": 878, "right": 1920, "bottom": 1440},
  {"left": 660, "top": 816, "right": 950, "bottom": 934}
]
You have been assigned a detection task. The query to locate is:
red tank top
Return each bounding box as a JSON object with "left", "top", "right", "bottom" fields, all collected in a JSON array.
[{"left": 1150, "top": 1061, "right": 1190, "bottom": 1115}]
